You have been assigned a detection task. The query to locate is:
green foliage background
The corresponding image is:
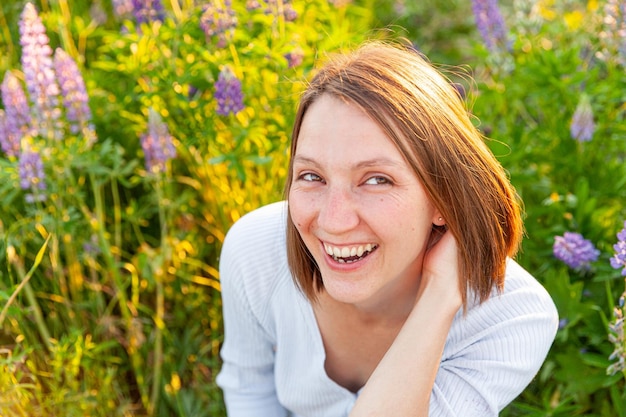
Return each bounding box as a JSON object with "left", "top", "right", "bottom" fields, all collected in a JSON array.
[{"left": 0, "top": 0, "right": 625, "bottom": 416}]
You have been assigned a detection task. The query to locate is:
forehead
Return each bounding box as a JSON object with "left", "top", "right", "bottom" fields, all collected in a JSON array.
[{"left": 295, "top": 95, "right": 404, "bottom": 160}]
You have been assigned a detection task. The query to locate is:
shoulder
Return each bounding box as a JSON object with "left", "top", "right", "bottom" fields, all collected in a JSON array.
[
  {"left": 219, "top": 201, "right": 292, "bottom": 320},
  {"left": 222, "top": 201, "right": 288, "bottom": 252},
  {"left": 451, "top": 258, "right": 559, "bottom": 345},
  {"left": 435, "top": 259, "right": 558, "bottom": 414},
  {"left": 499, "top": 258, "right": 558, "bottom": 318},
  {"left": 448, "top": 258, "right": 559, "bottom": 349}
]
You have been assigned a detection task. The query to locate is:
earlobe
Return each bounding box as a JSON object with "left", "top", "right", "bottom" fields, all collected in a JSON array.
[{"left": 433, "top": 215, "right": 445, "bottom": 226}]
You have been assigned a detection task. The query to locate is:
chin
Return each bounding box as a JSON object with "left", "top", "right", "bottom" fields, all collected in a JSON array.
[{"left": 321, "top": 275, "right": 373, "bottom": 305}]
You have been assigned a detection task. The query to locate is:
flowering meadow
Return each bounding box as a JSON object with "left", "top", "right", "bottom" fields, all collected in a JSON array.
[{"left": 0, "top": 0, "right": 625, "bottom": 416}]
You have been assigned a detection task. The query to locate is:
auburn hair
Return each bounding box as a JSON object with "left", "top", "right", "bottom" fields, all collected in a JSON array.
[{"left": 284, "top": 41, "right": 523, "bottom": 307}]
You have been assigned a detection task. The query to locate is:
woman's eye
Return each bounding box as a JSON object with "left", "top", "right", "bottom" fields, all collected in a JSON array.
[
  {"left": 364, "top": 176, "right": 391, "bottom": 185},
  {"left": 300, "top": 172, "right": 323, "bottom": 182}
]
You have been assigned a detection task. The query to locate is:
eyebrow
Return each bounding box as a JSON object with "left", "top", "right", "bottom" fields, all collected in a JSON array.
[{"left": 292, "top": 155, "right": 403, "bottom": 169}]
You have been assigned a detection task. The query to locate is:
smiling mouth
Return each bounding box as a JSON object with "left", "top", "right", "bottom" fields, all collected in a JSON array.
[{"left": 323, "top": 243, "right": 378, "bottom": 264}]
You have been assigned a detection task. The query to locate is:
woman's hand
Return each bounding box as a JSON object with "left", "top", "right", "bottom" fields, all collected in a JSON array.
[{"left": 418, "top": 229, "right": 463, "bottom": 310}]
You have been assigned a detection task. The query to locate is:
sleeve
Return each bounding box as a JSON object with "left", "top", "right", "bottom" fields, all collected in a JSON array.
[
  {"left": 215, "top": 215, "right": 289, "bottom": 417},
  {"left": 428, "top": 268, "right": 559, "bottom": 417}
]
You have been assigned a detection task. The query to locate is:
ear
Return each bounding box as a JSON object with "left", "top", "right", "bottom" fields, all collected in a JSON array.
[{"left": 432, "top": 211, "right": 446, "bottom": 226}]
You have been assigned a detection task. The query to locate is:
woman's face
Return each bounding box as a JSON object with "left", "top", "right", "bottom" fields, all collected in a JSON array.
[{"left": 288, "top": 94, "right": 442, "bottom": 310}]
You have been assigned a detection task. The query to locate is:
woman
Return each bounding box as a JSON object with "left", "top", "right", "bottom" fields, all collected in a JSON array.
[{"left": 216, "top": 42, "right": 558, "bottom": 417}]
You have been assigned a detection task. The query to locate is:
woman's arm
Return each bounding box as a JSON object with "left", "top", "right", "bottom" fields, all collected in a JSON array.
[
  {"left": 216, "top": 207, "right": 289, "bottom": 417},
  {"left": 350, "top": 232, "right": 558, "bottom": 417},
  {"left": 349, "top": 232, "right": 463, "bottom": 417}
]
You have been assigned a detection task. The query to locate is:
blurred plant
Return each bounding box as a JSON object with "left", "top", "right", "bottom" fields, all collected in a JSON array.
[
  {"left": 141, "top": 107, "right": 177, "bottom": 174},
  {"left": 199, "top": 0, "right": 237, "bottom": 48},
  {"left": 610, "top": 221, "right": 626, "bottom": 277},
  {"left": 597, "top": 0, "right": 626, "bottom": 66},
  {"left": 470, "top": 0, "right": 509, "bottom": 53},
  {"left": 18, "top": 148, "right": 47, "bottom": 204},
  {"left": 214, "top": 66, "right": 245, "bottom": 117},
  {"left": 0, "top": 71, "right": 30, "bottom": 157},
  {"left": 54, "top": 48, "right": 97, "bottom": 143},
  {"left": 570, "top": 93, "right": 596, "bottom": 142},
  {"left": 553, "top": 231, "right": 600, "bottom": 270},
  {"left": 608, "top": 222, "right": 626, "bottom": 377},
  {"left": 131, "top": 0, "right": 165, "bottom": 25},
  {"left": 0, "top": 1, "right": 375, "bottom": 416},
  {"left": 19, "top": 2, "right": 61, "bottom": 141}
]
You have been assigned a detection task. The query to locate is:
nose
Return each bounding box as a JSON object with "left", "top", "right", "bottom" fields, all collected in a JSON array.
[{"left": 316, "top": 185, "right": 360, "bottom": 235}]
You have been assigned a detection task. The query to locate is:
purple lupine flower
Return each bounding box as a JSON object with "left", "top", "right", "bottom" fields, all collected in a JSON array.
[
  {"left": 19, "top": 2, "right": 62, "bottom": 141},
  {"left": 200, "top": 0, "right": 237, "bottom": 48},
  {"left": 284, "top": 49, "right": 304, "bottom": 68},
  {"left": 553, "top": 232, "right": 600, "bottom": 270},
  {"left": 471, "top": 0, "right": 508, "bottom": 53},
  {"left": 214, "top": 67, "right": 244, "bottom": 116},
  {"left": 1, "top": 71, "right": 31, "bottom": 157},
  {"left": 264, "top": 0, "right": 298, "bottom": 21},
  {"left": 611, "top": 221, "right": 626, "bottom": 276},
  {"left": 19, "top": 149, "right": 46, "bottom": 203},
  {"left": 141, "top": 108, "right": 176, "bottom": 174},
  {"left": 600, "top": 0, "right": 626, "bottom": 67},
  {"left": 112, "top": 0, "right": 134, "bottom": 19},
  {"left": 82, "top": 234, "right": 102, "bottom": 258},
  {"left": 131, "top": 0, "right": 165, "bottom": 25},
  {"left": 246, "top": 0, "right": 261, "bottom": 11},
  {"left": 570, "top": 94, "right": 595, "bottom": 142},
  {"left": 608, "top": 301, "right": 626, "bottom": 375},
  {"left": 329, "top": 0, "right": 354, "bottom": 7},
  {"left": 53, "top": 48, "right": 97, "bottom": 144}
]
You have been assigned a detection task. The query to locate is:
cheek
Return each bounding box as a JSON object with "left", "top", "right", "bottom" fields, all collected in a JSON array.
[{"left": 288, "top": 192, "right": 312, "bottom": 229}]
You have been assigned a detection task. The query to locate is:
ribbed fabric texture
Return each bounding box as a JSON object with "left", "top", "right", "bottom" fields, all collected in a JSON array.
[{"left": 216, "top": 202, "right": 559, "bottom": 417}]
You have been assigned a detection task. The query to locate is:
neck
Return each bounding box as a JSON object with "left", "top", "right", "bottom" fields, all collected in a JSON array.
[{"left": 320, "top": 274, "right": 421, "bottom": 326}]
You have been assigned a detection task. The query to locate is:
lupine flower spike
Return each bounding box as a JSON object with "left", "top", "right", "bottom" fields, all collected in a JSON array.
[
  {"left": 285, "top": 48, "right": 304, "bottom": 68},
  {"left": 611, "top": 221, "right": 626, "bottom": 276},
  {"left": 19, "top": 2, "right": 61, "bottom": 141},
  {"left": 141, "top": 108, "right": 176, "bottom": 174},
  {"left": 131, "top": 0, "right": 165, "bottom": 25},
  {"left": 19, "top": 149, "right": 46, "bottom": 203},
  {"left": 112, "top": 0, "right": 134, "bottom": 19},
  {"left": 570, "top": 94, "right": 595, "bottom": 142},
  {"left": 0, "top": 71, "right": 31, "bottom": 157},
  {"left": 214, "top": 67, "right": 245, "bottom": 116},
  {"left": 553, "top": 232, "right": 600, "bottom": 270},
  {"left": 54, "top": 48, "right": 97, "bottom": 146},
  {"left": 608, "top": 221, "right": 626, "bottom": 376},
  {"left": 471, "top": 0, "right": 508, "bottom": 53},
  {"left": 600, "top": 0, "right": 626, "bottom": 67},
  {"left": 200, "top": 0, "right": 238, "bottom": 48},
  {"left": 608, "top": 298, "right": 625, "bottom": 375},
  {"left": 263, "top": 0, "right": 298, "bottom": 21}
]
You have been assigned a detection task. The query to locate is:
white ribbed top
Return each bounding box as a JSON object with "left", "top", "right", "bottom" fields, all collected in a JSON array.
[{"left": 216, "top": 202, "right": 559, "bottom": 417}]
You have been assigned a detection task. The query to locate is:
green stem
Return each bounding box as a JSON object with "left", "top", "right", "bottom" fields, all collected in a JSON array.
[
  {"left": 111, "top": 177, "right": 122, "bottom": 264},
  {"left": 89, "top": 173, "right": 150, "bottom": 411},
  {"left": 1, "top": 235, "right": 53, "bottom": 351},
  {"left": 149, "top": 177, "right": 167, "bottom": 415}
]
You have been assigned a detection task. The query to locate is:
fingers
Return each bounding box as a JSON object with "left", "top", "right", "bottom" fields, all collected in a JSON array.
[{"left": 420, "top": 230, "right": 463, "bottom": 307}]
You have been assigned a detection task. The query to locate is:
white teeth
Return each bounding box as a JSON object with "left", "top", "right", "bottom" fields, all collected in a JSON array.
[{"left": 323, "top": 242, "right": 377, "bottom": 262}]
